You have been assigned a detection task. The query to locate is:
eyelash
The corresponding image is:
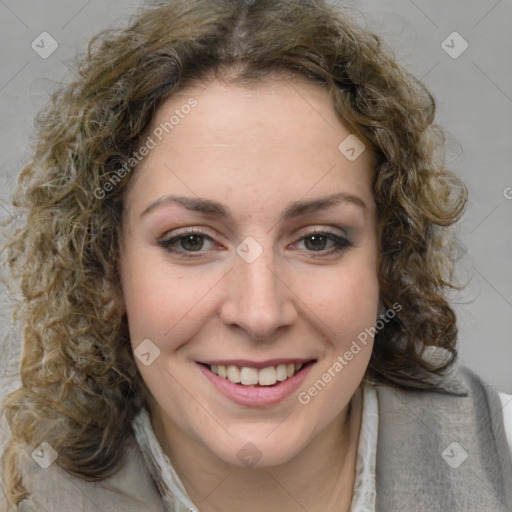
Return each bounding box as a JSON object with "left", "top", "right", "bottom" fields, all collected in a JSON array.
[{"left": 157, "top": 228, "right": 353, "bottom": 258}]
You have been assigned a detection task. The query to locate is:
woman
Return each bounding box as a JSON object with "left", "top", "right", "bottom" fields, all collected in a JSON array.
[{"left": 1, "top": 0, "right": 511, "bottom": 510}]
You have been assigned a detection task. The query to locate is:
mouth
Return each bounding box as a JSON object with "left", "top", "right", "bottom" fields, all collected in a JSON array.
[{"left": 197, "top": 360, "right": 317, "bottom": 387}]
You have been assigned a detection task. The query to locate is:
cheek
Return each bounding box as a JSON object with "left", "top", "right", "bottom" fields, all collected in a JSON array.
[
  {"left": 297, "top": 260, "right": 379, "bottom": 340},
  {"left": 119, "top": 246, "right": 221, "bottom": 346}
]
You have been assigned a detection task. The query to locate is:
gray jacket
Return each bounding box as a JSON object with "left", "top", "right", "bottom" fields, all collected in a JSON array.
[{"left": 5, "top": 365, "right": 512, "bottom": 511}]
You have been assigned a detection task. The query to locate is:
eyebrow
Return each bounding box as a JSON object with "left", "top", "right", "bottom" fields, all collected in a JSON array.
[{"left": 139, "top": 192, "right": 368, "bottom": 221}]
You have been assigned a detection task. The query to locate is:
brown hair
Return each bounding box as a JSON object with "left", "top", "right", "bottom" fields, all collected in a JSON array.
[{"left": 1, "top": 0, "right": 467, "bottom": 506}]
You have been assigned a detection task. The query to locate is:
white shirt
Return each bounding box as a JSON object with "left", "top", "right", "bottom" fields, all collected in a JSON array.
[{"left": 132, "top": 385, "right": 512, "bottom": 512}]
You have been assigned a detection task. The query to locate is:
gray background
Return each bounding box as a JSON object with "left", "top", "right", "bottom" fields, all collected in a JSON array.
[{"left": 0, "top": 0, "right": 511, "bottom": 402}]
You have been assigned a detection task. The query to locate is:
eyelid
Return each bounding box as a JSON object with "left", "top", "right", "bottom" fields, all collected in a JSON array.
[
  {"left": 161, "top": 226, "right": 209, "bottom": 237},
  {"left": 294, "top": 225, "right": 350, "bottom": 239},
  {"left": 157, "top": 225, "right": 349, "bottom": 243},
  {"left": 158, "top": 226, "right": 219, "bottom": 244}
]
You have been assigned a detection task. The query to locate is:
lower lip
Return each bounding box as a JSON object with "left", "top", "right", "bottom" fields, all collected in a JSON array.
[{"left": 197, "top": 362, "right": 315, "bottom": 407}]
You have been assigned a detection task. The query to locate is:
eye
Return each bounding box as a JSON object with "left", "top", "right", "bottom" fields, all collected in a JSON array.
[
  {"left": 294, "top": 230, "right": 352, "bottom": 255},
  {"left": 157, "top": 228, "right": 352, "bottom": 258},
  {"left": 158, "top": 229, "right": 217, "bottom": 255}
]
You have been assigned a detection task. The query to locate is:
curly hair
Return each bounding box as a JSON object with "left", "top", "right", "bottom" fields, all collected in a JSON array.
[{"left": 1, "top": 0, "right": 467, "bottom": 506}]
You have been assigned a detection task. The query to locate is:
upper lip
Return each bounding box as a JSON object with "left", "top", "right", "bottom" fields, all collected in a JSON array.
[{"left": 197, "top": 358, "right": 316, "bottom": 369}]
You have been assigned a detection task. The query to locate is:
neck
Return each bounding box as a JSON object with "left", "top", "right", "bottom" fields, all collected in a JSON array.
[{"left": 150, "top": 387, "right": 363, "bottom": 512}]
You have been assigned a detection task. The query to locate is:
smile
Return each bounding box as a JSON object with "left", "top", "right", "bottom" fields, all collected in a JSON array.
[
  {"left": 197, "top": 360, "right": 317, "bottom": 407},
  {"left": 206, "top": 363, "right": 304, "bottom": 386}
]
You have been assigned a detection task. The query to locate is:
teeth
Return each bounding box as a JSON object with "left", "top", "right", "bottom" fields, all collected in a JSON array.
[
  {"left": 258, "top": 367, "right": 277, "bottom": 386},
  {"left": 227, "top": 365, "right": 241, "bottom": 383},
  {"left": 276, "top": 364, "right": 288, "bottom": 382},
  {"left": 240, "top": 367, "right": 259, "bottom": 385},
  {"left": 208, "top": 362, "right": 305, "bottom": 386}
]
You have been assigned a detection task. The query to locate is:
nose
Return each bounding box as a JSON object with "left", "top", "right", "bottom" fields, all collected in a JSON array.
[{"left": 219, "top": 250, "right": 297, "bottom": 340}]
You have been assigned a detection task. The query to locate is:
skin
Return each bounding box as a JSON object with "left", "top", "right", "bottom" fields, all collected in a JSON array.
[{"left": 119, "top": 74, "right": 380, "bottom": 512}]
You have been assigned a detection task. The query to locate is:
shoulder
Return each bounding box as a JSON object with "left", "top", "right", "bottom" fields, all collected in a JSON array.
[
  {"left": 373, "top": 364, "right": 512, "bottom": 510},
  {"left": 15, "top": 438, "right": 164, "bottom": 512},
  {"left": 374, "top": 363, "right": 503, "bottom": 404},
  {"left": 374, "top": 363, "right": 508, "bottom": 434}
]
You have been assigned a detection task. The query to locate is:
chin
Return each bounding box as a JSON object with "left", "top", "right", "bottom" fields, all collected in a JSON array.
[{"left": 202, "top": 426, "right": 310, "bottom": 470}]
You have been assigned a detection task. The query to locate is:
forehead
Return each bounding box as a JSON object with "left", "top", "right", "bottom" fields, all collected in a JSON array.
[
  {"left": 125, "top": 75, "right": 374, "bottom": 216},
  {"left": 151, "top": 75, "right": 365, "bottom": 149}
]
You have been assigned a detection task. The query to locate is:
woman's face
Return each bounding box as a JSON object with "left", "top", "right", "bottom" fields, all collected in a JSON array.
[{"left": 119, "top": 76, "right": 379, "bottom": 467}]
